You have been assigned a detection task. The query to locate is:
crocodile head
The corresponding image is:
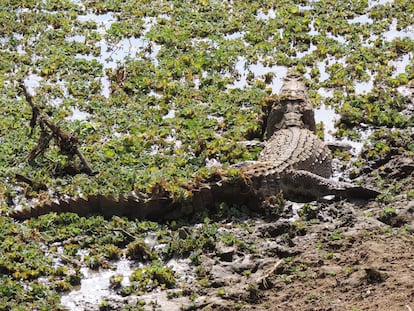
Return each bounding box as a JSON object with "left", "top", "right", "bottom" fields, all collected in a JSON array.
[
  {"left": 280, "top": 71, "right": 308, "bottom": 101},
  {"left": 265, "top": 70, "right": 316, "bottom": 138}
]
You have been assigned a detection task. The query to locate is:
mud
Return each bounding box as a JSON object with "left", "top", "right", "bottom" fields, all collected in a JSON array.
[{"left": 62, "top": 150, "right": 413, "bottom": 311}]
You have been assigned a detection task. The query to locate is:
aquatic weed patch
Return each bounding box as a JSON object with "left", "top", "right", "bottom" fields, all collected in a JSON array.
[
  {"left": 0, "top": 215, "right": 66, "bottom": 310},
  {"left": 1, "top": 0, "right": 414, "bottom": 308},
  {"left": 2, "top": 0, "right": 413, "bottom": 202},
  {"left": 128, "top": 260, "right": 177, "bottom": 293}
]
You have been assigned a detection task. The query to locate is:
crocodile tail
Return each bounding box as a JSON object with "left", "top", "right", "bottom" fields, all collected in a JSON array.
[
  {"left": 8, "top": 192, "right": 180, "bottom": 221},
  {"left": 8, "top": 177, "right": 261, "bottom": 221},
  {"left": 8, "top": 196, "right": 99, "bottom": 221}
]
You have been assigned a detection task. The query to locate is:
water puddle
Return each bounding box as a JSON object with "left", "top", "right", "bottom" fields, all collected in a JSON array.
[
  {"left": 23, "top": 73, "right": 43, "bottom": 95},
  {"left": 66, "top": 35, "right": 86, "bottom": 43},
  {"left": 149, "top": 144, "right": 160, "bottom": 155},
  {"left": 390, "top": 53, "right": 412, "bottom": 77},
  {"left": 348, "top": 14, "right": 373, "bottom": 25},
  {"left": 384, "top": 19, "right": 414, "bottom": 41},
  {"left": 67, "top": 0, "right": 84, "bottom": 8},
  {"left": 224, "top": 31, "right": 245, "bottom": 40},
  {"left": 317, "top": 87, "right": 334, "bottom": 98},
  {"left": 298, "top": 5, "right": 312, "bottom": 12},
  {"left": 61, "top": 256, "right": 193, "bottom": 311},
  {"left": 315, "top": 104, "right": 366, "bottom": 156},
  {"left": 307, "top": 20, "right": 319, "bottom": 37},
  {"left": 327, "top": 33, "right": 347, "bottom": 44},
  {"left": 288, "top": 202, "right": 306, "bottom": 222},
  {"left": 398, "top": 84, "right": 414, "bottom": 97},
  {"left": 315, "top": 104, "right": 337, "bottom": 142},
  {"left": 77, "top": 13, "right": 116, "bottom": 34},
  {"left": 67, "top": 108, "right": 90, "bottom": 121},
  {"left": 354, "top": 71, "right": 375, "bottom": 95},
  {"left": 164, "top": 129, "right": 183, "bottom": 149},
  {"left": 162, "top": 109, "right": 176, "bottom": 119},
  {"left": 317, "top": 56, "right": 347, "bottom": 79},
  {"left": 256, "top": 8, "right": 276, "bottom": 21},
  {"left": 23, "top": 73, "right": 91, "bottom": 121},
  {"left": 368, "top": 0, "right": 394, "bottom": 8},
  {"left": 73, "top": 13, "right": 161, "bottom": 98},
  {"left": 362, "top": 33, "right": 379, "bottom": 47},
  {"left": 227, "top": 57, "right": 287, "bottom": 92},
  {"left": 316, "top": 61, "right": 330, "bottom": 82},
  {"left": 354, "top": 80, "right": 374, "bottom": 95},
  {"left": 296, "top": 43, "right": 317, "bottom": 59},
  {"left": 61, "top": 258, "right": 136, "bottom": 310},
  {"left": 205, "top": 157, "right": 223, "bottom": 169}
]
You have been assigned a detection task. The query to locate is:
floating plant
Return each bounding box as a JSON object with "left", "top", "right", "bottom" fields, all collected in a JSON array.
[{"left": 0, "top": 0, "right": 413, "bottom": 309}]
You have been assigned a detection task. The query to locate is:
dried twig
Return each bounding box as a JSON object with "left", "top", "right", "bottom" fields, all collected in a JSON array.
[
  {"left": 257, "top": 259, "right": 284, "bottom": 289},
  {"left": 20, "top": 83, "right": 97, "bottom": 176}
]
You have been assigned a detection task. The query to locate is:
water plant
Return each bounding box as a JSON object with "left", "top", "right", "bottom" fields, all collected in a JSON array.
[
  {"left": 0, "top": 0, "right": 413, "bottom": 308},
  {"left": 129, "top": 260, "right": 176, "bottom": 293}
]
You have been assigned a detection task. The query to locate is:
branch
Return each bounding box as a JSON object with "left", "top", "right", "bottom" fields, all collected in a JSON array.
[
  {"left": 19, "top": 83, "right": 97, "bottom": 176},
  {"left": 19, "top": 82, "right": 40, "bottom": 134}
]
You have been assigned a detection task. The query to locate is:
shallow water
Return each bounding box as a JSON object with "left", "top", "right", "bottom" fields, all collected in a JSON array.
[
  {"left": 22, "top": 2, "right": 412, "bottom": 134},
  {"left": 60, "top": 256, "right": 194, "bottom": 310},
  {"left": 61, "top": 258, "right": 136, "bottom": 310},
  {"left": 384, "top": 19, "right": 414, "bottom": 41}
]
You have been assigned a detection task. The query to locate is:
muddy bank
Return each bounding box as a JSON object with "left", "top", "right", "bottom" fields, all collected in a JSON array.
[{"left": 59, "top": 150, "right": 413, "bottom": 311}]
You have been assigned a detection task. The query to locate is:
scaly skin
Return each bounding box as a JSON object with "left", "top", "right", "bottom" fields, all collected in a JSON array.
[
  {"left": 241, "top": 127, "right": 332, "bottom": 197},
  {"left": 9, "top": 71, "right": 379, "bottom": 221}
]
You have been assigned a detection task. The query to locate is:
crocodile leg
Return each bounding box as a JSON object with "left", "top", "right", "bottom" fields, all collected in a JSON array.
[{"left": 279, "top": 170, "right": 380, "bottom": 201}]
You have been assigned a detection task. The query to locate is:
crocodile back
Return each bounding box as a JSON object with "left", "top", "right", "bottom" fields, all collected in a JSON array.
[
  {"left": 237, "top": 128, "right": 331, "bottom": 199},
  {"left": 259, "top": 127, "right": 332, "bottom": 178}
]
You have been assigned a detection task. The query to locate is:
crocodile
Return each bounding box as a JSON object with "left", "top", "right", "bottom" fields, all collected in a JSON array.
[{"left": 9, "top": 71, "right": 380, "bottom": 221}]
